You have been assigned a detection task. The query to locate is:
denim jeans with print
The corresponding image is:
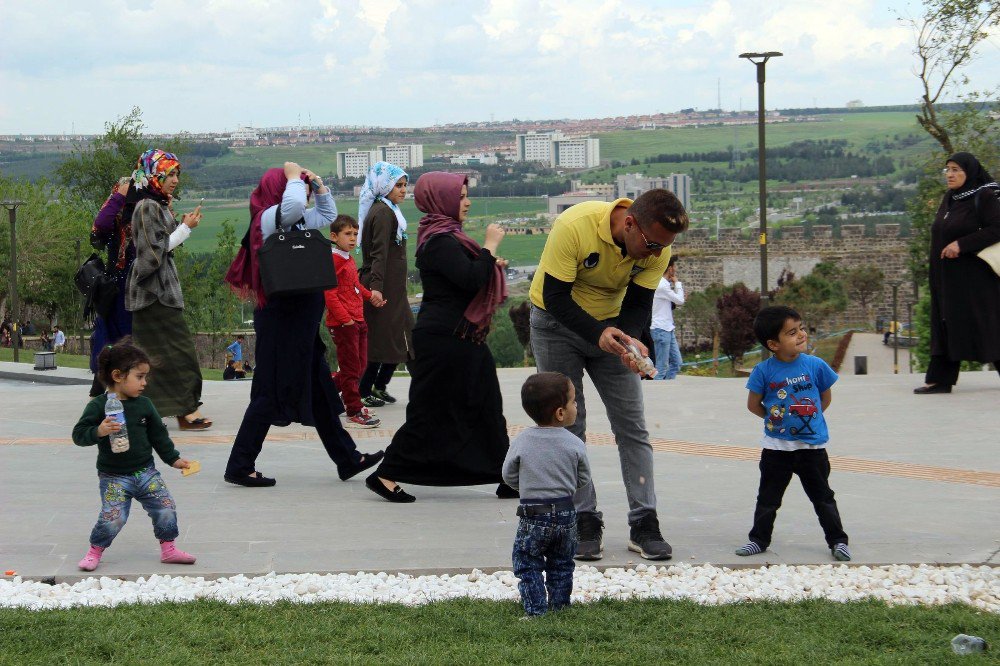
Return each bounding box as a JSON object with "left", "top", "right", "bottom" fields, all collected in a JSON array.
[
  {"left": 89, "top": 465, "right": 179, "bottom": 548},
  {"left": 512, "top": 509, "right": 577, "bottom": 616}
]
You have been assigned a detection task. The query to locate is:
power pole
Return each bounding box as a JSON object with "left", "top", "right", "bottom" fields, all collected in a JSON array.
[
  {"left": 740, "top": 51, "right": 781, "bottom": 359},
  {"left": 3, "top": 200, "right": 25, "bottom": 363}
]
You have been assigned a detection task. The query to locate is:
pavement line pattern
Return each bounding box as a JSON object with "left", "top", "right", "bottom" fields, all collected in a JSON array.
[{"left": 5, "top": 427, "right": 999, "bottom": 488}]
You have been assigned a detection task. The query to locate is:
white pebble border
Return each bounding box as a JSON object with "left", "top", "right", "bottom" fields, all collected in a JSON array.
[{"left": 1, "top": 564, "right": 997, "bottom": 612}]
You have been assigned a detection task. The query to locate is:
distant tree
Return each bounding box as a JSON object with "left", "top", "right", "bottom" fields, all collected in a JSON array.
[
  {"left": 716, "top": 283, "right": 760, "bottom": 369},
  {"left": 507, "top": 300, "right": 532, "bottom": 365},
  {"left": 770, "top": 262, "right": 848, "bottom": 330},
  {"left": 56, "top": 107, "right": 187, "bottom": 209},
  {"left": 678, "top": 282, "right": 726, "bottom": 374},
  {"left": 843, "top": 264, "right": 885, "bottom": 326}
]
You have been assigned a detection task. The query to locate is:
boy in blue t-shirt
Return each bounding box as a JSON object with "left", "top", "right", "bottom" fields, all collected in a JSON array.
[{"left": 736, "top": 305, "right": 850, "bottom": 562}]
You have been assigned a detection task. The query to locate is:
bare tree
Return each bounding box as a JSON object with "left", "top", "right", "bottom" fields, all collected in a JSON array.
[{"left": 904, "top": 1, "right": 1000, "bottom": 154}]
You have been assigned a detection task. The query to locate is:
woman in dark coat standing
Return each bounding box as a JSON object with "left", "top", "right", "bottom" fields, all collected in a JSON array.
[
  {"left": 915, "top": 152, "right": 1000, "bottom": 394},
  {"left": 357, "top": 162, "right": 414, "bottom": 406},
  {"left": 222, "top": 162, "right": 383, "bottom": 486},
  {"left": 365, "top": 172, "right": 515, "bottom": 503}
]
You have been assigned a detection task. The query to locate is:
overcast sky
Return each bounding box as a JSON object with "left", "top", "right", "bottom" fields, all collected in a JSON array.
[{"left": 2, "top": 0, "right": 998, "bottom": 134}]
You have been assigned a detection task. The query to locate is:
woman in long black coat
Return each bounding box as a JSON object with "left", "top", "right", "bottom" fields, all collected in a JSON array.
[
  {"left": 365, "top": 172, "right": 515, "bottom": 502},
  {"left": 915, "top": 152, "right": 1000, "bottom": 394}
]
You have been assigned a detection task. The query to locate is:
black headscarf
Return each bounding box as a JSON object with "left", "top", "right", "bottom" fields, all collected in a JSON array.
[{"left": 946, "top": 152, "right": 996, "bottom": 200}]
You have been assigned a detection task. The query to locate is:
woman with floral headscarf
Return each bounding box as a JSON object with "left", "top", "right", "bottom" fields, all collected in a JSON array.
[
  {"left": 126, "top": 149, "right": 211, "bottom": 429},
  {"left": 914, "top": 151, "right": 1000, "bottom": 394},
  {"left": 366, "top": 172, "right": 514, "bottom": 503},
  {"left": 357, "top": 162, "right": 413, "bottom": 407}
]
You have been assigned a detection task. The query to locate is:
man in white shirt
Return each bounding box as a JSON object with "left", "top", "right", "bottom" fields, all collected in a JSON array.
[
  {"left": 52, "top": 326, "right": 67, "bottom": 353},
  {"left": 650, "top": 257, "right": 684, "bottom": 380}
]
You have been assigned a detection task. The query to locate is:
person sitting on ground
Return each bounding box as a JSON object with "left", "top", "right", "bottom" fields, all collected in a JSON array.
[
  {"left": 325, "top": 214, "right": 386, "bottom": 429},
  {"left": 22, "top": 320, "right": 35, "bottom": 336},
  {"left": 72, "top": 338, "right": 197, "bottom": 572},
  {"left": 225, "top": 334, "right": 251, "bottom": 374},
  {"left": 52, "top": 326, "right": 67, "bottom": 352},
  {"left": 737, "top": 305, "right": 850, "bottom": 562},
  {"left": 503, "top": 372, "right": 591, "bottom": 618}
]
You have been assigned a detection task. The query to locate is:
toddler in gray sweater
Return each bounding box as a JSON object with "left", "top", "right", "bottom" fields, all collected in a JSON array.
[{"left": 502, "top": 372, "right": 591, "bottom": 617}]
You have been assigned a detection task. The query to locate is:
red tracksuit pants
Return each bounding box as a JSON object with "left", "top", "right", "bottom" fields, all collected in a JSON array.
[{"left": 330, "top": 321, "right": 368, "bottom": 416}]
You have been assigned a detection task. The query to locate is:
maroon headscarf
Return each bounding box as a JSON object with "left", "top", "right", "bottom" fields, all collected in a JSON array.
[
  {"left": 414, "top": 171, "right": 508, "bottom": 341},
  {"left": 225, "top": 168, "right": 309, "bottom": 307}
]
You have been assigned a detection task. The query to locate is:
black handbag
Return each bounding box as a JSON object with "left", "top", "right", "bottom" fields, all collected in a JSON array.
[
  {"left": 74, "top": 253, "right": 119, "bottom": 319},
  {"left": 257, "top": 206, "right": 337, "bottom": 298}
]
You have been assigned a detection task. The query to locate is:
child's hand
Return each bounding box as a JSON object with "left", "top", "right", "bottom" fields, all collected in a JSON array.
[
  {"left": 343, "top": 320, "right": 355, "bottom": 326},
  {"left": 172, "top": 458, "right": 192, "bottom": 470},
  {"left": 96, "top": 417, "right": 122, "bottom": 438}
]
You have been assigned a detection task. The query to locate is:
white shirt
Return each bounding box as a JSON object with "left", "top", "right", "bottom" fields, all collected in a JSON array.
[
  {"left": 651, "top": 277, "right": 684, "bottom": 332},
  {"left": 53, "top": 330, "right": 66, "bottom": 346}
]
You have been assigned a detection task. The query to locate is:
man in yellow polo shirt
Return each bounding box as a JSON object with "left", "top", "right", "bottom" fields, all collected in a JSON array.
[{"left": 529, "top": 189, "right": 689, "bottom": 561}]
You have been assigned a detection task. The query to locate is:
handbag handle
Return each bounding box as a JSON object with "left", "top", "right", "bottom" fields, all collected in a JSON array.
[{"left": 273, "top": 203, "right": 305, "bottom": 234}]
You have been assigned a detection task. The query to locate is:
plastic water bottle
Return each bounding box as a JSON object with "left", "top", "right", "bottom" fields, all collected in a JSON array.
[
  {"left": 951, "top": 634, "right": 987, "bottom": 655},
  {"left": 104, "top": 392, "right": 130, "bottom": 454}
]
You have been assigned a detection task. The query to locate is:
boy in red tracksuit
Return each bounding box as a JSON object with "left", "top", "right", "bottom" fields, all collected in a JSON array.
[{"left": 325, "top": 215, "right": 386, "bottom": 428}]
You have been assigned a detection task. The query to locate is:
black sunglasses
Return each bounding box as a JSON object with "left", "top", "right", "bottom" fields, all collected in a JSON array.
[{"left": 635, "top": 223, "right": 668, "bottom": 251}]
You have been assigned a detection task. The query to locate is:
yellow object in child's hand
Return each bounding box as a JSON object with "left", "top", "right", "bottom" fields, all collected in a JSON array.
[{"left": 181, "top": 460, "right": 201, "bottom": 476}]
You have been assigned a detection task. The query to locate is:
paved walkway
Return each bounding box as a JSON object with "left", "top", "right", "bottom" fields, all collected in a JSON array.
[
  {"left": 843, "top": 332, "right": 912, "bottom": 376},
  {"left": 1, "top": 361, "right": 998, "bottom": 582}
]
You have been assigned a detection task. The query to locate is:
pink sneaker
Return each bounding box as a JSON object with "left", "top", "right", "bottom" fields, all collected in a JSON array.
[
  {"left": 78, "top": 545, "right": 105, "bottom": 571},
  {"left": 160, "top": 540, "right": 197, "bottom": 564}
]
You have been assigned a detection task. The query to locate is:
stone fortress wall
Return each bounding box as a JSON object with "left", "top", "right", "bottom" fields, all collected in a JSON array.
[{"left": 671, "top": 223, "right": 919, "bottom": 332}]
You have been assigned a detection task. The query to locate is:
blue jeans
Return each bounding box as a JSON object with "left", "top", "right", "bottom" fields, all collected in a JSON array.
[
  {"left": 530, "top": 306, "right": 658, "bottom": 524},
  {"left": 89, "top": 465, "right": 179, "bottom": 548},
  {"left": 651, "top": 328, "right": 682, "bottom": 380},
  {"left": 512, "top": 509, "right": 577, "bottom": 616}
]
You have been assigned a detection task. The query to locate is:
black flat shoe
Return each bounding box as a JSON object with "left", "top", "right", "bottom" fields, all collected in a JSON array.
[
  {"left": 224, "top": 471, "right": 276, "bottom": 487},
  {"left": 496, "top": 482, "right": 520, "bottom": 499},
  {"left": 365, "top": 472, "right": 415, "bottom": 503},
  {"left": 913, "top": 384, "right": 952, "bottom": 394},
  {"left": 338, "top": 450, "right": 385, "bottom": 481}
]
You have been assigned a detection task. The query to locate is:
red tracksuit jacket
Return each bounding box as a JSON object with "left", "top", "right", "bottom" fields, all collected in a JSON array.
[{"left": 324, "top": 249, "right": 372, "bottom": 327}]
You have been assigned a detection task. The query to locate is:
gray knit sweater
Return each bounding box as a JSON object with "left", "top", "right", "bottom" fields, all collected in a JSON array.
[
  {"left": 502, "top": 426, "right": 591, "bottom": 500},
  {"left": 126, "top": 199, "right": 184, "bottom": 311}
]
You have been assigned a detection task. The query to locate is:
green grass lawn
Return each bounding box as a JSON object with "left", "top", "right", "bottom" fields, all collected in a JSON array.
[
  {"left": 0, "top": 598, "right": 995, "bottom": 663},
  {"left": 174, "top": 197, "right": 549, "bottom": 257}
]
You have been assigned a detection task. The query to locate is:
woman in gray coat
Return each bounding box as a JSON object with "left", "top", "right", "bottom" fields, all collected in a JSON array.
[{"left": 357, "top": 162, "right": 414, "bottom": 406}]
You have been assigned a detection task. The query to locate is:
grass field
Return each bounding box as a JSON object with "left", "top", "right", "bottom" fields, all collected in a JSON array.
[
  {"left": 0, "top": 597, "right": 995, "bottom": 663},
  {"left": 594, "top": 111, "right": 931, "bottom": 163},
  {"left": 173, "top": 196, "right": 549, "bottom": 255},
  {"left": 0, "top": 348, "right": 225, "bottom": 381}
]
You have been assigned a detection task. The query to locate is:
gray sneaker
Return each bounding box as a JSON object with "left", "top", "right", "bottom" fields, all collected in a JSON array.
[
  {"left": 628, "top": 513, "right": 672, "bottom": 560},
  {"left": 574, "top": 513, "right": 604, "bottom": 561}
]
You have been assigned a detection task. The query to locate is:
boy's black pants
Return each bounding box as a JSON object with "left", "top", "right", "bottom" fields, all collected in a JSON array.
[{"left": 748, "top": 448, "right": 848, "bottom": 549}]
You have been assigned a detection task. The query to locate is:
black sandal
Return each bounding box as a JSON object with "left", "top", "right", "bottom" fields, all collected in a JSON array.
[
  {"left": 365, "top": 472, "right": 415, "bottom": 503},
  {"left": 338, "top": 450, "right": 385, "bottom": 481}
]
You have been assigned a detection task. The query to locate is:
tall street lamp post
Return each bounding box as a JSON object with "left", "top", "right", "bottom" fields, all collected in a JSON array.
[
  {"left": 739, "top": 51, "right": 782, "bottom": 329},
  {"left": 3, "top": 200, "right": 25, "bottom": 363}
]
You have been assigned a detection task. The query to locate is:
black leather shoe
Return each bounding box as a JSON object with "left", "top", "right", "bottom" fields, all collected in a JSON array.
[
  {"left": 913, "top": 384, "right": 952, "bottom": 394},
  {"left": 224, "top": 471, "right": 276, "bottom": 487},
  {"left": 338, "top": 450, "right": 385, "bottom": 481},
  {"left": 365, "top": 472, "right": 416, "bottom": 503}
]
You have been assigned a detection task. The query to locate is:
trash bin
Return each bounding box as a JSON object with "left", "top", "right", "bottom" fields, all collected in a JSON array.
[
  {"left": 34, "top": 351, "right": 57, "bottom": 371},
  {"left": 854, "top": 356, "right": 867, "bottom": 375}
]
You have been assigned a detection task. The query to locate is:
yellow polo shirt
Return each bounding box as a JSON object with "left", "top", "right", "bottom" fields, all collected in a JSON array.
[{"left": 529, "top": 199, "right": 671, "bottom": 321}]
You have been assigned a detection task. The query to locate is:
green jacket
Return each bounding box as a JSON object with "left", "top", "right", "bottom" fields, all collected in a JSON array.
[{"left": 73, "top": 394, "right": 181, "bottom": 474}]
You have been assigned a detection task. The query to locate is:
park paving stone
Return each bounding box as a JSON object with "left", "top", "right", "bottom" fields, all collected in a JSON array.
[{"left": 1, "top": 362, "right": 998, "bottom": 582}]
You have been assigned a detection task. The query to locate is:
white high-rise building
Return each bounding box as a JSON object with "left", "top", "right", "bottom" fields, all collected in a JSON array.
[
  {"left": 516, "top": 131, "right": 600, "bottom": 168},
  {"left": 553, "top": 137, "right": 600, "bottom": 169},
  {"left": 377, "top": 143, "right": 424, "bottom": 169},
  {"left": 336, "top": 149, "right": 379, "bottom": 179}
]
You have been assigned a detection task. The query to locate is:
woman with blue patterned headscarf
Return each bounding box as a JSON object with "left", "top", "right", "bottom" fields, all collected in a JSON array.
[
  {"left": 358, "top": 162, "right": 414, "bottom": 406},
  {"left": 357, "top": 161, "right": 409, "bottom": 246}
]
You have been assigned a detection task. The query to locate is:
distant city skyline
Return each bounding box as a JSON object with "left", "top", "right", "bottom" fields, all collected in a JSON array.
[{"left": 2, "top": 0, "right": 997, "bottom": 135}]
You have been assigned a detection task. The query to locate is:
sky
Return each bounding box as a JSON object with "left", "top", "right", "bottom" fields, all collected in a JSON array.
[{"left": 1, "top": 0, "right": 998, "bottom": 134}]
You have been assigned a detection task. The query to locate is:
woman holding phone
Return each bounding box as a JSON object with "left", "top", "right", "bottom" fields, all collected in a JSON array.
[{"left": 126, "top": 148, "right": 211, "bottom": 430}]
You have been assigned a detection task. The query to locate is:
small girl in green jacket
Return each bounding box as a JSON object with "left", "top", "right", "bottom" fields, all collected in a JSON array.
[{"left": 72, "top": 338, "right": 196, "bottom": 571}]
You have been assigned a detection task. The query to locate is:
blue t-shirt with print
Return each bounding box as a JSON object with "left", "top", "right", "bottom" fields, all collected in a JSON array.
[{"left": 746, "top": 354, "right": 838, "bottom": 446}]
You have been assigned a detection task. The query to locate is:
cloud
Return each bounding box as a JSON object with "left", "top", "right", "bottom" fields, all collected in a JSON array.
[{"left": 0, "top": 0, "right": 996, "bottom": 133}]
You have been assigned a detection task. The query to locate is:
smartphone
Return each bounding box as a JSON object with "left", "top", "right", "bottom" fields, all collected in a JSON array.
[{"left": 310, "top": 179, "right": 321, "bottom": 193}]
